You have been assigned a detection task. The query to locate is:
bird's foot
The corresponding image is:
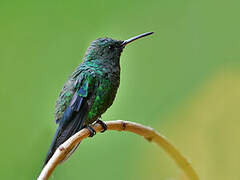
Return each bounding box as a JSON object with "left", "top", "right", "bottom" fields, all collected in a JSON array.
[
  {"left": 85, "top": 125, "right": 96, "bottom": 137},
  {"left": 96, "top": 119, "right": 107, "bottom": 133}
]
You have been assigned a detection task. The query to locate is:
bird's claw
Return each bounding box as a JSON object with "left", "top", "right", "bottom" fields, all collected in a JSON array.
[
  {"left": 86, "top": 126, "right": 96, "bottom": 137},
  {"left": 96, "top": 119, "right": 107, "bottom": 133}
]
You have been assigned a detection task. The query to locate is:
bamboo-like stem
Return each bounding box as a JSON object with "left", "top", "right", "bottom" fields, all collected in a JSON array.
[{"left": 38, "top": 120, "right": 199, "bottom": 180}]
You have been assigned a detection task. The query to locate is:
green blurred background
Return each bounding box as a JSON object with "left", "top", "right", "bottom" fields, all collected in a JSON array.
[{"left": 0, "top": 0, "right": 240, "bottom": 179}]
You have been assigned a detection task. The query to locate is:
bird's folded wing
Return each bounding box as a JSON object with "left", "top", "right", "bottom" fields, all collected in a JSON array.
[{"left": 44, "top": 75, "right": 96, "bottom": 165}]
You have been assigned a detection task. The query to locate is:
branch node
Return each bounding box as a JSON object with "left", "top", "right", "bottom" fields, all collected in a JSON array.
[
  {"left": 121, "top": 121, "right": 126, "bottom": 130},
  {"left": 145, "top": 136, "right": 153, "bottom": 142},
  {"left": 59, "top": 146, "right": 65, "bottom": 151}
]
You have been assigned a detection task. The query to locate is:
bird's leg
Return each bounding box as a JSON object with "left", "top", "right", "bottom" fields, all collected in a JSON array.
[
  {"left": 84, "top": 125, "right": 96, "bottom": 137},
  {"left": 95, "top": 119, "right": 107, "bottom": 133}
]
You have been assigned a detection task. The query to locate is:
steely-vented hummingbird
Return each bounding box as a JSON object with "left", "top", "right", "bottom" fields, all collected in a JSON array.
[{"left": 44, "top": 32, "right": 154, "bottom": 165}]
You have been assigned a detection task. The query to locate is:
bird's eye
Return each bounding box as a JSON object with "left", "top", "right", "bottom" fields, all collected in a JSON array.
[{"left": 108, "top": 45, "right": 114, "bottom": 51}]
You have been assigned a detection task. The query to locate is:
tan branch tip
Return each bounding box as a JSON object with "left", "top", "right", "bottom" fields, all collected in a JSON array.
[{"left": 38, "top": 120, "right": 199, "bottom": 180}]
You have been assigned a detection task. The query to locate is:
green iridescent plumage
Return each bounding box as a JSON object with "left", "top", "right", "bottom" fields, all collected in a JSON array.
[
  {"left": 44, "top": 32, "right": 153, "bottom": 165},
  {"left": 55, "top": 48, "right": 121, "bottom": 124}
]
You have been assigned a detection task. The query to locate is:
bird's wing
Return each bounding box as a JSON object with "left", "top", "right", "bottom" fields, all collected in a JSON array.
[
  {"left": 44, "top": 72, "right": 97, "bottom": 165},
  {"left": 54, "top": 77, "right": 76, "bottom": 124}
]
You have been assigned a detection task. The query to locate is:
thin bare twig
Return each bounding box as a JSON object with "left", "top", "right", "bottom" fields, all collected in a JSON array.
[{"left": 38, "top": 120, "right": 199, "bottom": 180}]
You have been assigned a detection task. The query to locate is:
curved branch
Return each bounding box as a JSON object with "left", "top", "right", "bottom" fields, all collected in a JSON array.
[{"left": 38, "top": 120, "right": 199, "bottom": 180}]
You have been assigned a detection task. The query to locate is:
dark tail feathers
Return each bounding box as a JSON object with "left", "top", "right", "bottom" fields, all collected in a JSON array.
[{"left": 43, "top": 105, "right": 88, "bottom": 166}]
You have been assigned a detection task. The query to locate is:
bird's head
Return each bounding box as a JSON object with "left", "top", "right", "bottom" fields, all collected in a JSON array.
[
  {"left": 84, "top": 32, "right": 154, "bottom": 64},
  {"left": 84, "top": 38, "right": 124, "bottom": 62}
]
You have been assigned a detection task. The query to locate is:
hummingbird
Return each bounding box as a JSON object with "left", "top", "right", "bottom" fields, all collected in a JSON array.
[{"left": 44, "top": 32, "right": 154, "bottom": 166}]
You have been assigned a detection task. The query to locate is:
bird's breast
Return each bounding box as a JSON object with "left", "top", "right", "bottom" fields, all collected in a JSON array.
[{"left": 86, "top": 68, "right": 120, "bottom": 123}]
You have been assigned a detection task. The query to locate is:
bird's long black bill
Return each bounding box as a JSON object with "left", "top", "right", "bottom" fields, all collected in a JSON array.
[{"left": 122, "top": 32, "right": 154, "bottom": 46}]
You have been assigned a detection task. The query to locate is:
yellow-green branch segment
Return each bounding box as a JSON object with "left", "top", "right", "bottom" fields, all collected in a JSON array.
[{"left": 38, "top": 120, "right": 199, "bottom": 180}]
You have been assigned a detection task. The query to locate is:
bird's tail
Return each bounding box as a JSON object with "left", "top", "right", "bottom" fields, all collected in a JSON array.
[
  {"left": 43, "top": 126, "right": 61, "bottom": 166},
  {"left": 43, "top": 107, "right": 87, "bottom": 166}
]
